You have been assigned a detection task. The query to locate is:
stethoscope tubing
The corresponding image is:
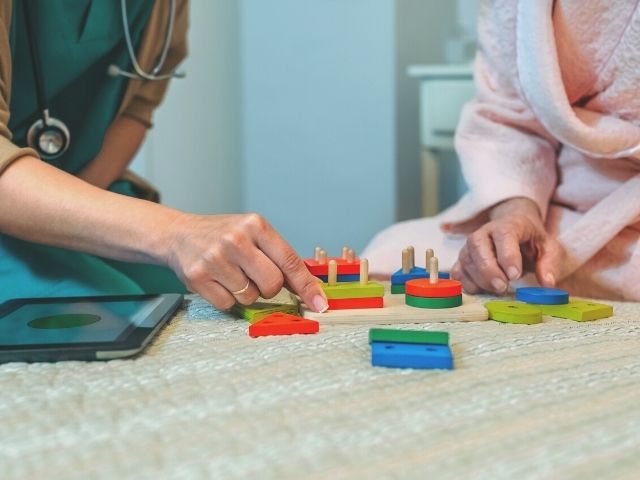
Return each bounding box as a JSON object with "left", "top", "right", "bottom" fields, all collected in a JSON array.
[
  {"left": 115, "top": 0, "right": 184, "bottom": 81},
  {"left": 22, "top": 0, "right": 48, "bottom": 123},
  {"left": 22, "top": 0, "right": 184, "bottom": 159}
]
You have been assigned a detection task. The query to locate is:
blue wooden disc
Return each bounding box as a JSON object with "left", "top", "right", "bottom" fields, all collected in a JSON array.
[{"left": 515, "top": 287, "right": 569, "bottom": 305}]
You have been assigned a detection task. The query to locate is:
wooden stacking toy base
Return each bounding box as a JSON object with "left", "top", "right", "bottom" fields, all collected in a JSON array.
[{"left": 301, "top": 285, "right": 488, "bottom": 325}]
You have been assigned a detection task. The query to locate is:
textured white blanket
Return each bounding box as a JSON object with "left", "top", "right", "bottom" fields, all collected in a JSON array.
[{"left": 1, "top": 295, "right": 640, "bottom": 479}]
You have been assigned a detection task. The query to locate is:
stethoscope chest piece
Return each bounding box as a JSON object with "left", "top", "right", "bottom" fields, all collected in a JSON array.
[
  {"left": 22, "top": 0, "right": 182, "bottom": 161},
  {"left": 27, "top": 109, "right": 70, "bottom": 160}
]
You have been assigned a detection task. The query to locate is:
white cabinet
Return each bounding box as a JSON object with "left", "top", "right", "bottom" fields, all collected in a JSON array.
[{"left": 408, "top": 64, "right": 474, "bottom": 215}]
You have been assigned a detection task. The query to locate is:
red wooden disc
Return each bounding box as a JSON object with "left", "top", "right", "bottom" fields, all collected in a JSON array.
[
  {"left": 327, "top": 297, "right": 384, "bottom": 310},
  {"left": 405, "top": 278, "right": 462, "bottom": 298}
]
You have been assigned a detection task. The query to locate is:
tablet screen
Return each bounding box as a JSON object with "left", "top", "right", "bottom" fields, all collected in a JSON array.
[{"left": 0, "top": 297, "right": 164, "bottom": 346}]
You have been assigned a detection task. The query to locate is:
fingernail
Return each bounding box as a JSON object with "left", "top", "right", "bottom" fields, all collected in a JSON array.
[
  {"left": 545, "top": 273, "right": 555, "bottom": 286},
  {"left": 507, "top": 266, "right": 520, "bottom": 280},
  {"left": 312, "top": 294, "right": 328, "bottom": 313},
  {"left": 491, "top": 278, "right": 507, "bottom": 293}
]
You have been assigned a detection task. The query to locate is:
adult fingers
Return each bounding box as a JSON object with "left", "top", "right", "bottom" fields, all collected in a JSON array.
[
  {"left": 535, "top": 236, "right": 564, "bottom": 288},
  {"left": 465, "top": 229, "right": 509, "bottom": 293},
  {"left": 450, "top": 260, "right": 482, "bottom": 294},
  {"left": 492, "top": 228, "right": 524, "bottom": 281},
  {"left": 244, "top": 214, "right": 328, "bottom": 312},
  {"left": 189, "top": 279, "right": 237, "bottom": 311},
  {"left": 459, "top": 246, "right": 502, "bottom": 293},
  {"left": 228, "top": 278, "right": 261, "bottom": 306},
  {"left": 182, "top": 246, "right": 261, "bottom": 306},
  {"left": 236, "top": 247, "right": 285, "bottom": 299}
]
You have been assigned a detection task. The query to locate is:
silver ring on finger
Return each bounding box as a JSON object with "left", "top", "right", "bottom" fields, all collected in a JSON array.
[{"left": 230, "top": 279, "right": 251, "bottom": 296}]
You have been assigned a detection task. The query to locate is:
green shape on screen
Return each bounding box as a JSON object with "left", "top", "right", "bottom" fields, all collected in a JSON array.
[{"left": 28, "top": 314, "right": 101, "bottom": 329}]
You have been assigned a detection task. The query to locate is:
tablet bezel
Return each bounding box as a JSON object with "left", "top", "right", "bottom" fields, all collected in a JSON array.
[{"left": 0, "top": 293, "right": 184, "bottom": 362}]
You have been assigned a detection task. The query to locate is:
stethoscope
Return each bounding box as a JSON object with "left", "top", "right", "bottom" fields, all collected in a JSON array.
[{"left": 23, "top": 0, "right": 185, "bottom": 160}]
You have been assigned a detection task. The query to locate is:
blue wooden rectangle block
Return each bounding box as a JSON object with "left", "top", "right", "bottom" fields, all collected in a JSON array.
[
  {"left": 391, "top": 268, "right": 449, "bottom": 285},
  {"left": 316, "top": 274, "right": 360, "bottom": 282},
  {"left": 371, "top": 342, "right": 454, "bottom": 370}
]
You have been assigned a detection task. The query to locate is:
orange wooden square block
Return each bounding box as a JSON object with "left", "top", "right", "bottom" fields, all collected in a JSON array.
[
  {"left": 304, "top": 258, "right": 361, "bottom": 276},
  {"left": 248, "top": 312, "right": 319, "bottom": 337},
  {"left": 327, "top": 297, "right": 384, "bottom": 310}
]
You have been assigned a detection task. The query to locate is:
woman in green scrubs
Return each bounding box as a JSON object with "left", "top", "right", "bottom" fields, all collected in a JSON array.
[{"left": 0, "top": 1, "right": 328, "bottom": 313}]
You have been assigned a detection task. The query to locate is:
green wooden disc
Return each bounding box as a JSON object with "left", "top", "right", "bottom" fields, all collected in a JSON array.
[
  {"left": 390, "top": 284, "right": 405, "bottom": 294},
  {"left": 485, "top": 301, "right": 542, "bottom": 324},
  {"left": 405, "top": 294, "right": 462, "bottom": 309}
]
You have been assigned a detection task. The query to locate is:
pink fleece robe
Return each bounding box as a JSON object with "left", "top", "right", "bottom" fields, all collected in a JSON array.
[{"left": 363, "top": 0, "right": 640, "bottom": 300}]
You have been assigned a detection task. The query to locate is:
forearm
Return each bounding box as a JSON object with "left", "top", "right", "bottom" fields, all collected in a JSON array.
[
  {"left": 489, "top": 197, "right": 542, "bottom": 222},
  {"left": 77, "top": 116, "right": 147, "bottom": 189},
  {"left": 0, "top": 156, "right": 329, "bottom": 312},
  {"left": 0, "top": 156, "right": 180, "bottom": 264}
]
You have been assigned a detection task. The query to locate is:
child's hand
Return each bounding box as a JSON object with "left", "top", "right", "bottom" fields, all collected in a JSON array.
[{"left": 450, "top": 198, "right": 563, "bottom": 294}]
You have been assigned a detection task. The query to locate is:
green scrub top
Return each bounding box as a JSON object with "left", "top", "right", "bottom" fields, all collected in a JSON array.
[{"left": 1, "top": 0, "right": 186, "bottom": 302}]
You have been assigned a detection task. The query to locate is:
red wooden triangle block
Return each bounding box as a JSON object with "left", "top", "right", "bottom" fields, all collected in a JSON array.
[{"left": 248, "top": 312, "right": 319, "bottom": 338}]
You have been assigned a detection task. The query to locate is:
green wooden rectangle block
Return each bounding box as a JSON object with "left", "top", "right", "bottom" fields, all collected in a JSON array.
[
  {"left": 322, "top": 281, "right": 385, "bottom": 299},
  {"left": 535, "top": 300, "right": 613, "bottom": 322},
  {"left": 231, "top": 302, "right": 300, "bottom": 324},
  {"left": 368, "top": 328, "right": 449, "bottom": 345},
  {"left": 390, "top": 284, "right": 405, "bottom": 294}
]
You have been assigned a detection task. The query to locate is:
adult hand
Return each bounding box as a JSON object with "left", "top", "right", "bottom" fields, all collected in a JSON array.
[
  {"left": 165, "top": 213, "right": 328, "bottom": 312},
  {"left": 450, "top": 198, "right": 563, "bottom": 294}
]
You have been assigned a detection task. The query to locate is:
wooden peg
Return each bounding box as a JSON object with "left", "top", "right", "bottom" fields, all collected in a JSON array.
[
  {"left": 429, "top": 257, "right": 439, "bottom": 284},
  {"left": 360, "top": 258, "right": 369, "bottom": 285},
  {"left": 341, "top": 246, "right": 349, "bottom": 259},
  {"left": 314, "top": 246, "right": 321, "bottom": 261},
  {"left": 318, "top": 249, "right": 327, "bottom": 265},
  {"left": 425, "top": 248, "right": 434, "bottom": 267},
  {"left": 402, "top": 248, "right": 411, "bottom": 274},
  {"left": 346, "top": 248, "right": 355, "bottom": 263},
  {"left": 408, "top": 246, "right": 415, "bottom": 269},
  {"left": 328, "top": 260, "right": 338, "bottom": 286}
]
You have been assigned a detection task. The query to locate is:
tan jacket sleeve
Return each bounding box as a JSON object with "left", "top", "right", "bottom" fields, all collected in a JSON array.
[
  {"left": 0, "top": 1, "right": 40, "bottom": 175},
  {"left": 118, "top": 0, "right": 189, "bottom": 128}
]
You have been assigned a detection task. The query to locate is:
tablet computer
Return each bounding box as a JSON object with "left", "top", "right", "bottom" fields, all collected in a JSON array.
[{"left": 0, "top": 293, "right": 183, "bottom": 363}]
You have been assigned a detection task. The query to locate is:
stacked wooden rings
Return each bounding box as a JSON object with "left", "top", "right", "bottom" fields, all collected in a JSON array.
[{"left": 404, "top": 279, "right": 463, "bottom": 309}]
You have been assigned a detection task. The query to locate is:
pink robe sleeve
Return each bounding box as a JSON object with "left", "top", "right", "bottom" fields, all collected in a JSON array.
[{"left": 443, "top": 0, "right": 560, "bottom": 230}]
